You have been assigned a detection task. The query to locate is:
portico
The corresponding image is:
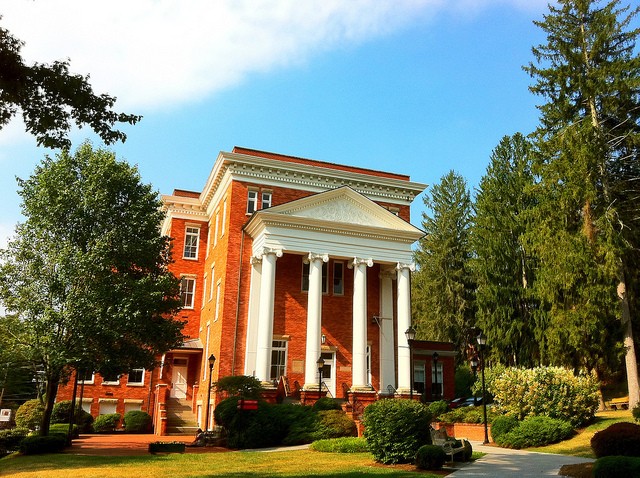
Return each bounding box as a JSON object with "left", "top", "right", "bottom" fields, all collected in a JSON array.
[{"left": 242, "top": 186, "right": 424, "bottom": 396}]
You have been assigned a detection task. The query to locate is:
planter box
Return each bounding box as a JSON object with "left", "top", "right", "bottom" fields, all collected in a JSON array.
[
  {"left": 434, "top": 422, "right": 492, "bottom": 442},
  {"left": 148, "top": 442, "right": 186, "bottom": 454}
]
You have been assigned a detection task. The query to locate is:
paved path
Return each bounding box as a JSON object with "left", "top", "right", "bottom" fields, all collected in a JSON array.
[{"left": 448, "top": 442, "right": 594, "bottom": 477}]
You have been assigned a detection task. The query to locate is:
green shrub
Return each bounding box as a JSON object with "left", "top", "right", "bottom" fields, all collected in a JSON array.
[
  {"left": 309, "top": 437, "right": 369, "bottom": 453},
  {"left": 491, "top": 415, "right": 519, "bottom": 442},
  {"left": 591, "top": 422, "right": 640, "bottom": 458},
  {"left": 48, "top": 423, "right": 79, "bottom": 439},
  {"left": 363, "top": 399, "right": 432, "bottom": 464},
  {"left": 51, "top": 400, "right": 94, "bottom": 433},
  {"left": 496, "top": 416, "right": 573, "bottom": 449},
  {"left": 593, "top": 456, "right": 640, "bottom": 478},
  {"left": 0, "top": 427, "right": 29, "bottom": 454},
  {"left": 454, "top": 366, "right": 475, "bottom": 398},
  {"left": 19, "top": 434, "right": 67, "bottom": 455},
  {"left": 15, "top": 399, "right": 44, "bottom": 430},
  {"left": 214, "top": 375, "right": 263, "bottom": 399},
  {"left": 93, "top": 413, "right": 121, "bottom": 433},
  {"left": 632, "top": 404, "right": 640, "bottom": 423},
  {"left": 313, "top": 397, "right": 343, "bottom": 411},
  {"left": 438, "top": 405, "right": 498, "bottom": 424},
  {"left": 428, "top": 400, "right": 450, "bottom": 420},
  {"left": 415, "top": 444, "right": 446, "bottom": 470},
  {"left": 488, "top": 366, "right": 598, "bottom": 427},
  {"left": 123, "top": 410, "right": 152, "bottom": 433},
  {"left": 315, "top": 410, "right": 357, "bottom": 439}
]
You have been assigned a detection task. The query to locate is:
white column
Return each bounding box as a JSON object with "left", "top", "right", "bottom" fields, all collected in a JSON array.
[
  {"left": 254, "top": 247, "right": 283, "bottom": 385},
  {"left": 303, "top": 253, "right": 329, "bottom": 389},
  {"left": 350, "top": 257, "right": 373, "bottom": 390},
  {"left": 379, "top": 268, "right": 396, "bottom": 394},
  {"left": 396, "top": 262, "right": 415, "bottom": 393},
  {"left": 244, "top": 256, "right": 262, "bottom": 376}
]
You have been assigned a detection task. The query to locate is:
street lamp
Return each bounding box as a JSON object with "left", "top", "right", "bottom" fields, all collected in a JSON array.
[
  {"left": 205, "top": 354, "right": 216, "bottom": 431},
  {"left": 470, "top": 356, "right": 478, "bottom": 406},
  {"left": 476, "top": 332, "right": 489, "bottom": 444},
  {"left": 432, "top": 352, "right": 439, "bottom": 401},
  {"left": 405, "top": 326, "right": 416, "bottom": 400},
  {"left": 316, "top": 356, "right": 325, "bottom": 394}
]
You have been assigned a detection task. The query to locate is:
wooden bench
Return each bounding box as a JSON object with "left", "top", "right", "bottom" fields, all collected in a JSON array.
[
  {"left": 607, "top": 396, "right": 629, "bottom": 410},
  {"left": 430, "top": 426, "right": 469, "bottom": 463}
]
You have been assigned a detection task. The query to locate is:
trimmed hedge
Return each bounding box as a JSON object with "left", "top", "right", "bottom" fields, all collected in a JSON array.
[
  {"left": 19, "top": 435, "right": 67, "bottom": 455},
  {"left": 49, "top": 423, "right": 79, "bottom": 439},
  {"left": 494, "top": 416, "right": 573, "bottom": 449},
  {"left": 15, "top": 399, "right": 44, "bottom": 430},
  {"left": 124, "top": 411, "right": 152, "bottom": 433},
  {"left": 427, "top": 401, "right": 450, "bottom": 420},
  {"left": 415, "top": 445, "right": 446, "bottom": 470},
  {"left": 594, "top": 456, "right": 640, "bottom": 477},
  {"left": 309, "top": 437, "right": 369, "bottom": 453},
  {"left": 0, "top": 427, "right": 29, "bottom": 454},
  {"left": 438, "top": 405, "right": 498, "bottom": 424},
  {"left": 490, "top": 415, "right": 519, "bottom": 443},
  {"left": 93, "top": 413, "right": 121, "bottom": 433},
  {"left": 591, "top": 422, "right": 640, "bottom": 458},
  {"left": 51, "top": 400, "right": 94, "bottom": 433},
  {"left": 363, "top": 399, "right": 432, "bottom": 464},
  {"left": 312, "top": 397, "right": 343, "bottom": 411}
]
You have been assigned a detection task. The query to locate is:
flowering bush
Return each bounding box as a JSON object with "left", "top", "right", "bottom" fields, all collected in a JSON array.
[{"left": 488, "top": 367, "right": 598, "bottom": 427}]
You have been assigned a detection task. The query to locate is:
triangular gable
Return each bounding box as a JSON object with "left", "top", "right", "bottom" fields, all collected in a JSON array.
[{"left": 262, "top": 186, "right": 420, "bottom": 233}]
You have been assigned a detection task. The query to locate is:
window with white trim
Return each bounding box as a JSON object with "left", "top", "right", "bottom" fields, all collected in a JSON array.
[
  {"left": 214, "top": 211, "right": 219, "bottom": 246},
  {"left": 333, "top": 261, "right": 344, "bottom": 295},
  {"left": 247, "top": 190, "right": 258, "bottom": 214},
  {"left": 209, "top": 265, "right": 215, "bottom": 301},
  {"left": 180, "top": 277, "right": 196, "bottom": 309},
  {"left": 414, "top": 363, "right": 426, "bottom": 395},
  {"left": 99, "top": 399, "right": 117, "bottom": 415},
  {"left": 431, "top": 361, "right": 443, "bottom": 398},
  {"left": 214, "top": 281, "right": 222, "bottom": 321},
  {"left": 127, "top": 368, "right": 145, "bottom": 385},
  {"left": 124, "top": 401, "right": 142, "bottom": 414},
  {"left": 261, "top": 191, "right": 272, "bottom": 209},
  {"left": 202, "top": 275, "right": 208, "bottom": 307},
  {"left": 102, "top": 372, "right": 119, "bottom": 385},
  {"left": 203, "top": 323, "right": 210, "bottom": 381},
  {"left": 78, "top": 370, "right": 94, "bottom": 384},
  {"left": 221, "top": 198, "right": 227, "bottom": 236},
  {"left": 270, "top": 340, "right": 288, "bottom": 381},
  {"left": 301, "top": 260, "right": 328, "bottom": 293},
  {"left": 183, "top": 226, "right": 200, "bottom": 259}
]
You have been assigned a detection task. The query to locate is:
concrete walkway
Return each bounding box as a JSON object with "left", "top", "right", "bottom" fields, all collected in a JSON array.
[{"left": 448, "top": 442, "right": 594, "bottom": 477}]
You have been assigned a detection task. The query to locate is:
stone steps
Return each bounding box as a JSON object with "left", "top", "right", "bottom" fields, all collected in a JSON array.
[{"left": 165, "top": 398, "right": 198, "bottom": 435}]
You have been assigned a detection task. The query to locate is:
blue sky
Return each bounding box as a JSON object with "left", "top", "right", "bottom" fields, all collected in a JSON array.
[{"left": 0, "top": 0, "right": 554, "bottom": 247}]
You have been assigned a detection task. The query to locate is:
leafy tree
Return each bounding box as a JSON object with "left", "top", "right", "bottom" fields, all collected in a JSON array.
[
  {"left": 0, "top": 19, "right": 140, "bottom": 149},
  {"left": 471, "top": 133, "right": 539, "bottom": 366},
  {"left": 0, "top": 142, "right": 184, "bottom": 435},
  {"left": 412, "top": 170, "right": 475, "bottom": 359},
  {"left": 524, "top": 0, "right": 640, "bottom": 403}
]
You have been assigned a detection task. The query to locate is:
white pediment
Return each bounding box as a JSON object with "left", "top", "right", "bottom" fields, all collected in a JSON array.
[{"left": 264, "top": 186, "right": 416, "bottom": 231}]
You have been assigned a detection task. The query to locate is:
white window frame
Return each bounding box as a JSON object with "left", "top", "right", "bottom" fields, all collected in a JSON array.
[
  {"left": 203, "top": 323, "right": 211, "bottom": 381},
  {"left": 431, "top": 361, "right": 443, "bottom": 398},
  {"left": 333, "top": 261, "right": 344, "bottom": 295},
  {"left": 301, "top": 261, "right": 328, "bottom": 293},
  {"left": 209, "top": 265, "right": 215, "bottom": 301},
  {"left": 247, "top": 190, "right": 258, "bottom": 214},
  {"left": 78, "top": 370, "right": 95, "bottom": 385},
  {"left": 270, "top": 339, "right": 288, "bottom": 381},
  {"left": 180, "top": 276, "right": 196, "bottom": 309},
  {"left": 202, "top": 275, "right": 208, "bottom": 308},
  {"left": 183, "top": 226, "right": 200, "bottom": 259},
  {"left": 221, "top": 198, "right": 227, "bottom": 236},
  {"left": 214, "top": 211, "right": 220, "bottom": 246},
  {"left": 127, "top": 368, "right": 145, "bottom": 386},
  {"left": 101, "top": 372, "right": 120, "bottom": 385},
  {"left": 261, "top": 191, "right": 272, "bottom": 210},
  {"left": 214, "top": 280, "right": 222, "bottom": 321}
]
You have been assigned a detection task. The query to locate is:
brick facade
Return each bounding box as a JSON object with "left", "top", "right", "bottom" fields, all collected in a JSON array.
[{"left": 57, "top": 147, "right": 456, "bottom": 434}]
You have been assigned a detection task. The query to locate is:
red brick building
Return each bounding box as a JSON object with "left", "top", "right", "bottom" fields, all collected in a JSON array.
[{"left": 57, "top": 147, "right": 456, "bottom": 434}]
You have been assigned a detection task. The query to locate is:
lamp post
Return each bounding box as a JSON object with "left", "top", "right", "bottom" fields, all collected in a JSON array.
[
  {"left": 316, "top": 356, "right": 325, "bottom": 395},
  {"left": 477, "top": 333, "right": 489, "bottom": 444},
  {"left": 205, "top": 354, "right": 216, "bottom": 431},
  {"left": 432, "top": 352, "right": 439, "bottom": 401},
  {"left": 405, "top": 326, "right": 416, "bottom": 400},
  {"left": 470, "top": 356, "right": 478, "bottom": 406}
]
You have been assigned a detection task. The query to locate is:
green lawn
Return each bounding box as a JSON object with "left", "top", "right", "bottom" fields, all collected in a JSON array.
[
  {"left": 530, "top": 409, "right": 635, "bottom": 458},
  {"left": 0, "top": 449, "right": 444, "bottom": 478}
]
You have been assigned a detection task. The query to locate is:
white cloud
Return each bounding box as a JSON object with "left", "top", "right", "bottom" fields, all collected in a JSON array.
[{"left": 0, "top": 0, "right": 545, "bottom": 114}]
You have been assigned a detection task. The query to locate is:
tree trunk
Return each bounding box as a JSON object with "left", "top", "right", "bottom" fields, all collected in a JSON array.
[
  {"left": 618, "top": 279, "right": 639, "bottom": 408},
  {"left": 39, "top": 374, "right": 60, "bottom": 436}
]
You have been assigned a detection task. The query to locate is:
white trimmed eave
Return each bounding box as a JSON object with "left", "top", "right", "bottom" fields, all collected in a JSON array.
[
  {"left": 199, "top": 151, "right": 427, "bottom": 209},
  {"left": 160, "top": 194, "right": 208, "bottom": 236}
]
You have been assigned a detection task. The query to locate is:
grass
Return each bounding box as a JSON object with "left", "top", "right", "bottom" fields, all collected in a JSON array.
[
  {"left": 0, "top": 449, "right": 447, "bottom": 478},
  {"left": 530, "top": 409, "right": 635, "bottom": 458}
]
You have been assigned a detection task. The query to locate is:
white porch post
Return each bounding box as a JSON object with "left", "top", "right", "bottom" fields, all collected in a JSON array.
[
  {"left": 351, "top": 257, "right": 373, "bottom": 390},
  {"left": 303, "top": 253, "right": 329, "bottom": 390},
  {"left": 379, "top": 268, "right": 396, "bottom": 394},
  {"left": 244, "top": 256, "right": 262, "bottom": 376},
  {"left": 396, "top": 262, "right": 415, "bottom": 393},
  {"left": 255, "top": 247, "right": 283, "bottom": 385}
]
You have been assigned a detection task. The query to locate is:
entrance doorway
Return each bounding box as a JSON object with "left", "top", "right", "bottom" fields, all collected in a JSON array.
[
  {"left": 320, "top": 351, "right": 336, "bottom": 397},
  {"left": 171, "top": 358, "right": 189, "bottom": 398}
]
